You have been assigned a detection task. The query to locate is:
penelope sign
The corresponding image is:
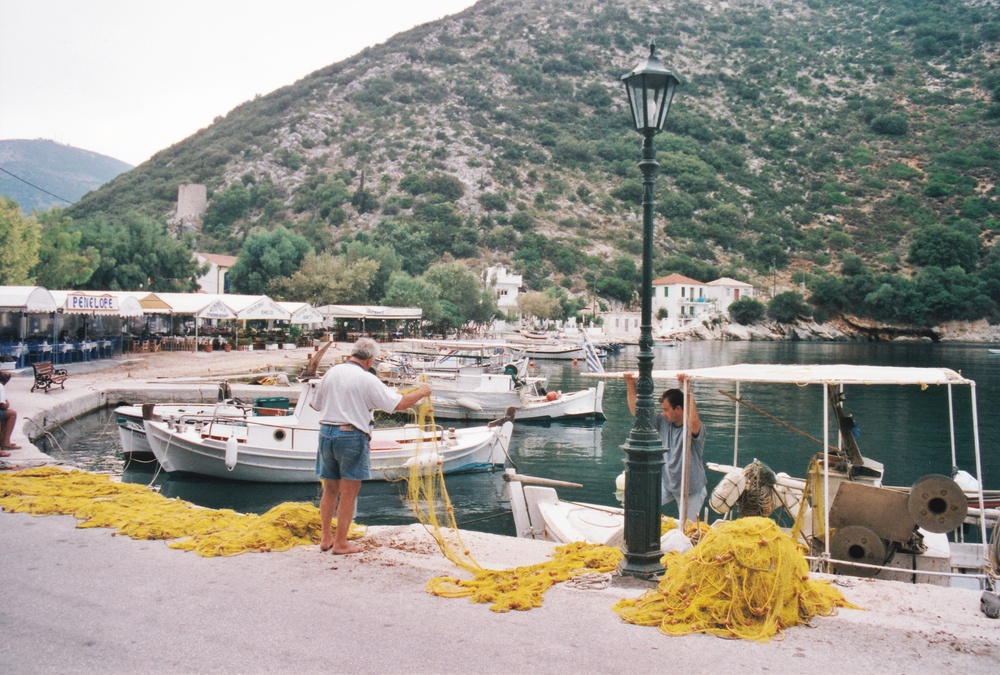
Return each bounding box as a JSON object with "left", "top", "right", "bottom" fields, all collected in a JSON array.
[{"left": 66, "top": 294, "right": 119, "bottom": 313}]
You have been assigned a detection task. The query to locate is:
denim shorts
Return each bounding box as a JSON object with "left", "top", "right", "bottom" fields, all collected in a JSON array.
[{"left": 316, "top": 424, "right": 370, "bottom": 481}]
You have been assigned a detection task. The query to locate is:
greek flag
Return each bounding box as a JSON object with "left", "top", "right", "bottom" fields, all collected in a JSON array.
[{"left": 582, "top": 336, "right": 605, "bottom": 374}]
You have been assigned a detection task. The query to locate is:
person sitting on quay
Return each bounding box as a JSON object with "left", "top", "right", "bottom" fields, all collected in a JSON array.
[{"left": 0, "top": 371, "right": 20, "bottom": 455}]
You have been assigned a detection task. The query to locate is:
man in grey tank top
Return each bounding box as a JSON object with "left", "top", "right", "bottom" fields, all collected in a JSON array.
[{"left": 624, "top": 372, "right": 707, "bottom": 524}]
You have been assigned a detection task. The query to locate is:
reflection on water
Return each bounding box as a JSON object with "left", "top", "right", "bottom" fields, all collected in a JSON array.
[{"left": 39, "top": 342, "right": 1000, "bottom": 535}]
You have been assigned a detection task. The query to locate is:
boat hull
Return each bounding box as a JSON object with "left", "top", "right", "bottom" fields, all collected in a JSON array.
[
  {"left": 116, "top": 401, "right": 269, "bottom": 459},
  {"left": 432, "top": 382, "right": 605, "bottom": 422},
  {"left": 143, "top": 416, "right": 514, "bottom": 484}
]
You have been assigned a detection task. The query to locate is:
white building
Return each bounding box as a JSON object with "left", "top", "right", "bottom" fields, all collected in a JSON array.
[
  {"left": 651, "top": 273, "right": 715, "bottom": 333},
  {"left": 194, "top": 252, "right": 238, "bottom": 295},
  {"left": 600, "top": 310, "right": 642, "bottom": 342},
  {"left": 485, "top": 266, "right": 523, "bottom": 316},
  {"left": 705, "top": 277, "right": 755, "bottom": 314}
]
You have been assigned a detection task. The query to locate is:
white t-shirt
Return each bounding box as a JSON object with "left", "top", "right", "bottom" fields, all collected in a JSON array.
[{"left": 311, "top": 360, "right": 402, "bottom": 433}]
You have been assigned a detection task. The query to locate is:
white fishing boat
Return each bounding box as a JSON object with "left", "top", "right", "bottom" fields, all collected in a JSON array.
[
  {"left": 141, "top": 379, "right": 515, "bottom": 483},
  {"left": 505, "top": 470, "right": 625, "bottom": 546},
  {"left": 508, "top": 363, "right": 998, "bottom": 588},
  {"left": 378, "top": 349, "right": 605, "bottom": 422},
  {"left": 429, "top": 378, "right": 605, "bottom": 422},
  {"left": 388, "top": 339, "right": 523, "bottom": 373},
  {"left": 116, "top": 386, "right": 296, "bottom": 460}
]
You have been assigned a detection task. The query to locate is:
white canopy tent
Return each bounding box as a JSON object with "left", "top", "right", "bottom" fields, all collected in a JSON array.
[
  {"left": 316, "top": 305, "right": 422, "bottom": 321},
  {"left": 0, "top": 286, "right": 58, "bottom": 313},
  {"left": 277, "top": 302, "right": 324, "bottom": 326},
  {"left": 0, "top": 287, "right": 59, "bottom": 362},
  {"left": 48, "top": 291, "right": 145, "bottom": 358},
  {"left": 316, "top": 305, "right": 422, "bottom": 339},
  {"left": 50, "top": 291, "right": 144, "bottom": 318},
  {"left": 217, "top": 295, "right": 291, "bottom": 321}
]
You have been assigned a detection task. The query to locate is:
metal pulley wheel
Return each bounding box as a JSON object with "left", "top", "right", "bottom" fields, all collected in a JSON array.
[
  {"left": 907, "top": 474, "right": 968, "bottom": 533},
  {"left": 830, "top": 525, "right": 886, "bottom": 577}
]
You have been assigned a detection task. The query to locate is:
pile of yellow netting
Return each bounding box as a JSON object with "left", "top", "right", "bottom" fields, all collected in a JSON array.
[
  {"left": 404, "top": 396, "right": 623, "bottom": 612},
  {"left": 613, "top": 516, "right": 860, "bottom": 641},
  {"left": 0, "top": 466, "right": 363, "bottom": 556}
]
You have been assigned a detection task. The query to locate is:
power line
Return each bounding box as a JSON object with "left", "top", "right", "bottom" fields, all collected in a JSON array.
[{"left": 0, "top": 166, "right": 74, "bottom": 205}]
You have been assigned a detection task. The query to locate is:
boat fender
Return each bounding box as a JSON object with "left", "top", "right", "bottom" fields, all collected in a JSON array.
[
  {"left": 403, "top": 453, "right": 440, "bottom": 471},
  {"left": 545, "top": 391, "right": 559, "bottom": 401},
  {"left": 225, "top": 435, "right": 239, "bottom": 471},
  {"left": 952, "top": 468, "right": 980, "bottom": 493},
  {"left": 709, "top": 468, "right": 746, "bottom": 515},
  {"left": 615, "top": 471, "right": 625, "bottom": 492},
  {"left": 456, "top": 397, "right": 483, "bottom": 411}
]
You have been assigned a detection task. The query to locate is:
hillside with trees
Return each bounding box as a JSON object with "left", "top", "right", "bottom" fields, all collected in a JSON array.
[{"left": 13, "top": 0, "right": 1000, "bottom": 332}]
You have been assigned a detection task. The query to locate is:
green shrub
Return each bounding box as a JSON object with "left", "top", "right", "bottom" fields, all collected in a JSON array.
[
  {"left": 870, "top": 114, "right": 908, "bottom": 135},
  {"left": 728, "top": 297, "right": 766, "bottom": 325},
  {"left": 767, "top": 292, "right": 808, "bottom": 323}
]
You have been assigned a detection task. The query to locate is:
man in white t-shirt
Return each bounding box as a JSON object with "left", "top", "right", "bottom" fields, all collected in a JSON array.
[
  {"left": 0, "top": 371, "right": 19, "bottom": 456},
  {"left": 311, "top": 338, "right": 430, "bottom": 554}
]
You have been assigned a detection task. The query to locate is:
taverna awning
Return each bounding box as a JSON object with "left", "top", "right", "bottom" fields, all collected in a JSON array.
[
  {"left": 50, "top": 291, "right": 144, "bottom": 317},
  {"left": 142, "top": 292, "right": 236, "bottom": 319},
  {"left": 277, "top": 302, "right": 324, "bottom": 325},
  {"left": 217, "top": 294, "right": 291, "bottom": 321},
  {"left": 0, "top": 286, "right": 58, "bottom": 313},
  {"left": 316, "top": 305, "right": 422, "bottom": 320}
]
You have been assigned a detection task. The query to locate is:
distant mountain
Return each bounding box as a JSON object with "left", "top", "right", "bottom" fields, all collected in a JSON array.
[{"left": 0, "top": 139, "right": 132, "bottom": 213}]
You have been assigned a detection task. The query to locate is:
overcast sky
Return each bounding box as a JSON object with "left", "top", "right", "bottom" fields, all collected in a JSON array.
[{"left": 0, "top": 0, "right": 477, "bottom": 166}]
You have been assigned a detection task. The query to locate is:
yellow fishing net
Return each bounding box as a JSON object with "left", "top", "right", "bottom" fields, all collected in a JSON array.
[
  {"left": 0, "top": 466, "right": 363, "bottom": 556},
  {"left": 403, "top": 396, "right": 624, "bottom": 612},
  {"left": 613, "top": 516, "right": 859, "bottom": 641}
]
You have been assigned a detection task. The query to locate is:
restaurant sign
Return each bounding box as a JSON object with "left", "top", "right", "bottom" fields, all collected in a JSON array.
[
  {"left": 200, "top": 300, "right": 235, "bottom": 319},
  {"left": 66, "top": 294, "right": 119, "bottom": 313}
]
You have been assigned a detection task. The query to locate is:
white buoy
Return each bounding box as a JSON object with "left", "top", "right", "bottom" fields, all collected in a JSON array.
[
  {"left": 709, "top": 468, "right": 746, "bottom": 514},
  {"left": 953, "top": 468, "right": 980, "bottom": 493},
  {"left": 615, "top": 471, "right": 626, "bottom": 492},
  {"left": 225, "top": 435, "right": 239, "bottom": 470}
]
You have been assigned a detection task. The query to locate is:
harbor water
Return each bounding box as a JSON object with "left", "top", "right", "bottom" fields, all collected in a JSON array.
[{"left": 40, "top": 342, "right": 1000, "bottom": 536}]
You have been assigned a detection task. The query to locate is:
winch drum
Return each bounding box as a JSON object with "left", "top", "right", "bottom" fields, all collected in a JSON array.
[{"left": 907, "top": 474, "right": 968, "bottom": 534}]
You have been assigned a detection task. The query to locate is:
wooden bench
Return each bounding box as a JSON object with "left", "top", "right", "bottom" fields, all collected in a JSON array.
[{"left": 31, "top": 361, "right": 69, "bottom": 393}]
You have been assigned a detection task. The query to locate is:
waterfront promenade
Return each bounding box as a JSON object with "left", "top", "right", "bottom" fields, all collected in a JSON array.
[{"left": 1, "top": 350, "right": 998, "bottom": 673}]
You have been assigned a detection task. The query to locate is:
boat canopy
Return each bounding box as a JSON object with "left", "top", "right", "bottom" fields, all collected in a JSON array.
[{"left": 583, "top": 363, "right": 972, "bottom": 387}]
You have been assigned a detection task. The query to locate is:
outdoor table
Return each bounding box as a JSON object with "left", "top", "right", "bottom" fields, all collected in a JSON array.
[
  {"left": 32, "top": 342, "right": 53, "bottom": 364},
  {"left": 58, "top": 342, "right": 74, "bottom": 364}
]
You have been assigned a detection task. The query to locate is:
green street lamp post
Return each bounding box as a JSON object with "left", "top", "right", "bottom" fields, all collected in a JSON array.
[{"left": 619, "top": 43, "right": 681, "bottom": 579}]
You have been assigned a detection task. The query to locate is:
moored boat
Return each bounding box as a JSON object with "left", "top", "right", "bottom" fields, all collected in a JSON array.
[
  {"left": 509, "top": 363, "right": 998, "bottom": 588},
  {"left": 142, "top": 378, "right": 515, "bottom": 483},
  {"left": 116, "top": 384, "right": 296, "bottom": 460}
]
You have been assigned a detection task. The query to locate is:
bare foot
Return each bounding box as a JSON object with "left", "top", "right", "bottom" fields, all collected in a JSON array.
[
  {"left": 331, "top": 542, "right": 364, "bottom": 555},
  {"left": 319, "top": 539, "right": 334, "bottom": 552}
]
